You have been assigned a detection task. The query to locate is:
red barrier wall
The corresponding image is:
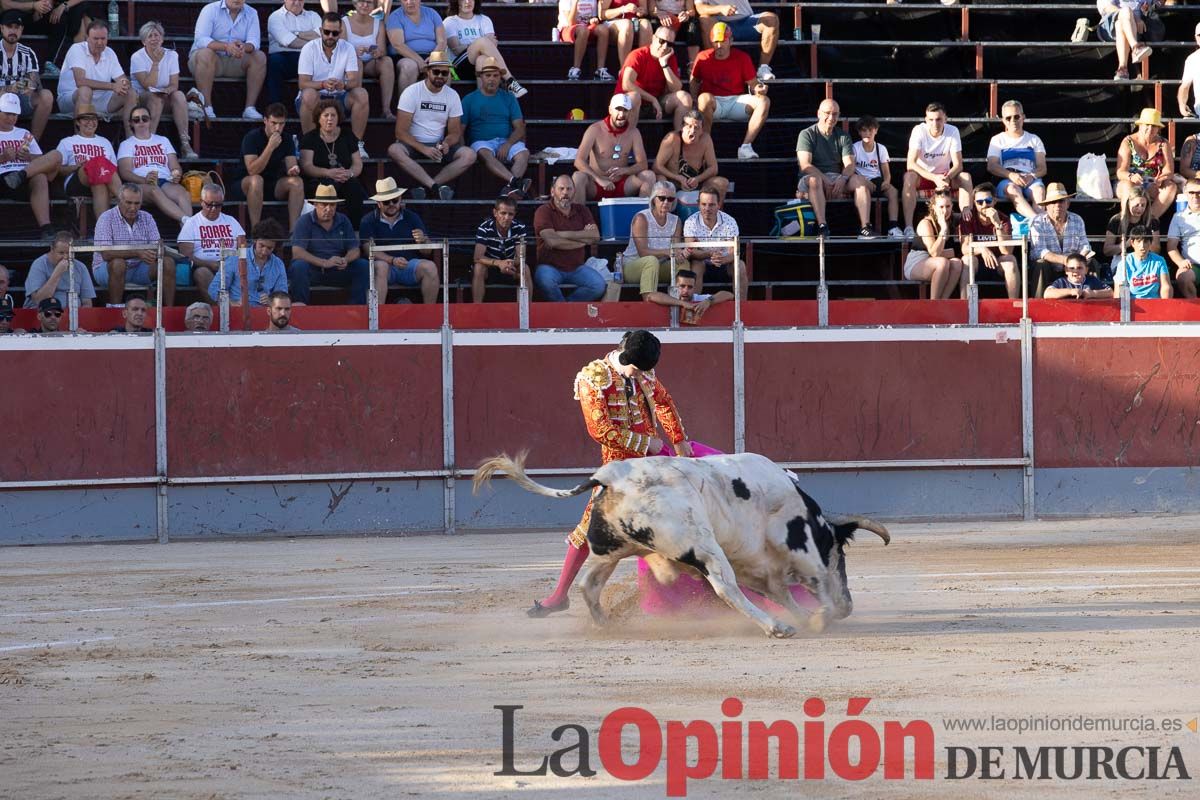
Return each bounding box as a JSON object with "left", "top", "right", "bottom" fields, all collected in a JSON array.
[
  {"left": 165, "top": 345, "right": 443, "bottom": 477},
  {"left": 453, "top": 342, "right": 735, "bottom": 469},
  {"left": 1034, "top": 337, "right": 1200, "bottom": 468},
  {"left": 744, "top": 340, "right": 1023, "bottom": 462},
  {"left": 1, "top": 350, "right": 155, "bottom": 481}
]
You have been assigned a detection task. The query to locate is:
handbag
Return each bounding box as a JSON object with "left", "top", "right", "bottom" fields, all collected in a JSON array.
[
  {"left": 181, "top": 169, "right": 222, "bottom": 203},
  {"left": 769, "top": 200, "right": 817, "bottom": 238},
  {"left": 1075, "top": 154, "right": 1114, "bottom": 200},
  {"left": 81, "top": 155, "right": 117, "bottom": 186}
]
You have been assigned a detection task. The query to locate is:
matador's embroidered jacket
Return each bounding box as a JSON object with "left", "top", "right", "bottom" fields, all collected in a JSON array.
[{"left": 573, "top": 351, "right": 687, "bottom": 465}]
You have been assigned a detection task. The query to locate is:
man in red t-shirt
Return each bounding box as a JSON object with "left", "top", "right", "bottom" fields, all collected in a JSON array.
[
  {"left": 689, "top": 22, "right": 769, "bottom": 160},
  {"left": 958, "top": 182, "right": 1019, "bottom": 298},
  {"left": 617, "top": 27, "right": 693, "bottom": 129}
]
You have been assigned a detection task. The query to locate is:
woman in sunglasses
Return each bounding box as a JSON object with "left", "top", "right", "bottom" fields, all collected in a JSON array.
[
  {"left": 621, "top": 180, "right": 683, "bottom": 296},
  {"left": 116, "top": 103, "right": 193, "bottom": 225}
]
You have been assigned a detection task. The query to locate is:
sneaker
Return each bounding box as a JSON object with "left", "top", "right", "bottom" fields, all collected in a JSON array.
[
  {"left": 187, "top": 101, "right": 205, "bottom": 121},
  {"left": 243, "top": 106, "right": 264, "bottom": 120},
  {"left": 436, "top": 184, "right": 455, "bottom": 200},
  {"left": 1071, "top": 17, "right": 1090, "bottom": 43},
  {"left": 203, "top": 105, "right": 217, "bottom": 119},
  {"left": 888, "top": 225, "right": 904, "bottom": 239},
  {"left": 1131, "top": 45, "right": 1152, "bottom": 62},
  {"left": 858, "top": 225, "right": 879, "bottom": 240},
  {"left": 517, "top": 177, "right": 532, "bottom": 198},
  {"left": 40, "top": 223, "right": 55, "bottom": 240},
  {"left": 1113, "top": 70, "right": 1129, "bottom": 81},
  {"left": 506, "top": 78, "right": 528, "bottom": 99},
  {"left": 357, "top": 140, "right": 369, "bottom": 160},
  {"left": 595, "top": 66, "right": 614, "bottom": 81},
  {"left": 567, "top": 67, "right": 582, "bottom": 80},
  {"left": 737, "top": 143, "right": 759, "bottom": 160},
  {"left": 180, "top": 141, "right": 198, "bottom": 160},
  {"left": 3, "top": 169, "right": 26, "bottom": 190},
  {"left": 816, "top": 223, "right": 831, "bottom": 239},
  {"left": 756, "top": 63, "right": 776, "bottom": 82},
  {"left": 903, "top": 225, "right": 915, "bottom": 240},
  {"left": 409, "top": 186, "right": 428, "bottom": 200},
  {"left": 41, "top": 61, "right": 59, "bottom": 79}
]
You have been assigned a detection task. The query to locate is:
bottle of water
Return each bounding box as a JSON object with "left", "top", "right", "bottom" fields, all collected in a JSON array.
[
  {"left": 108, "top": 0, "right": 119, "bottom": 37},
  {"left": 613, "top": 252, "right": 624, "bottom": 283}
]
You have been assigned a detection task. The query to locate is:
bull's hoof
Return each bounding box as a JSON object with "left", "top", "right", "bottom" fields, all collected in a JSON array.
[
  {"left": 808, "top": 610, "right": 828, "bottom": 634},
  {"left": 768, "top": 623, "right": 798, "bottom": 639},
  {"left": 526, "top": 598, "right": 569, "bottom": 618}
]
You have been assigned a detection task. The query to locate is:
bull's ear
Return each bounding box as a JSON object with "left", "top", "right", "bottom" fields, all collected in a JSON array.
[{"left": 833, "top": 522, "right": 858, "bottom": 547}]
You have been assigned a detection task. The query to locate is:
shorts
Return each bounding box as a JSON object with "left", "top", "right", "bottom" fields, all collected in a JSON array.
[
  {"left": 698, "top": 260, "right": 733, "bottom": 283},
  {"left": 296, "top": 90, "right": 348, "bottom": 112},
  {"left": 712, "top": 94, "right": 753, "bottom": 121},
  {"left": 594, "top": 176, "right": 628, "bottom": 200},
  {"left": 903, "top": 249, "right": 929, "bottom": 281},
  {"left": 469, "top": 138, "right": 528, "bottom": 161},
  {"left": 58, "top": 90, "right": 114, "bottom": 115},
  {"left": 62, "top": 171, "right": 94, "bottom": 196},
  {"left": 560, "top": 22, "right": 601, "bottom": 43},
  {"left": 187, "top": 51, "right": 252, "bottom": 78},
  {"left": 996, "top": 177, "right": 1044, "bottom": 199},
  {"left": 914, "top": 173, "right": 955, "bottom": 198},
  {"left": 94, "top": 258, "right": 153, "bottom": 287},
  {"left": 393, "top": 141, "right": 465, "bottom": 160},
  {"left": 864, "top": 176, "right": 890, "bottom": 195},
  {"left": 722, "top": 14, "right": 770, "bottom": 42},
  {"left": 387, "top": 258, "right": 434, "bottom": 287},
  {"left": 0, "top": 176, "right": 29, "bottom": 200}
]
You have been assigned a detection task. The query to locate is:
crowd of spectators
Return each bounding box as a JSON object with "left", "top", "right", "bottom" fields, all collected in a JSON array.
[{"left": 7, "top": 0, "right": 1200, "bottom": 329}]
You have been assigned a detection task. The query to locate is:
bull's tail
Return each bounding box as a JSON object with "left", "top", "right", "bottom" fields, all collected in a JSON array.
[{"left": 472, "top": 451, "right": 602, "bottom": 499}]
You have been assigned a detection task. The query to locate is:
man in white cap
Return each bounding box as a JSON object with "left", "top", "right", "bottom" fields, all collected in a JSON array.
[
  {"left": 0, "top": 91, "right": 53, "bottom": 238},
  {"left": 387, "top": 49, "right": 475, "bottom": 201},
  {"left": 571, "top": 92, "right": 656, "bottom": 201},
  {"left": 1177, "top": 22, "right": 1200, "bottom": 118},
  {"left": 359, "top": 176, "right": 439, "bottom": 304},
  {"left": 460, "top": 55, "right": 530, "bottom": 199}
]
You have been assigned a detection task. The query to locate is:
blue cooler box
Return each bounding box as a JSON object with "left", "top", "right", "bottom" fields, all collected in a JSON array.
[{"left": 599, "top": 197, "right": 648, "bottom": 240}]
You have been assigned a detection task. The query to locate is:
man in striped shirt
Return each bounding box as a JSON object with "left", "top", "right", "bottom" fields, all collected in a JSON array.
[
  {"left": 92, "top": 183, "right": 177, "bottom": 306},
  {"left": 472, "top": 196, "right": 528, "bottom": 303},
  {"left": 0, "top": 11, "right": 52, "bottom": 139}
]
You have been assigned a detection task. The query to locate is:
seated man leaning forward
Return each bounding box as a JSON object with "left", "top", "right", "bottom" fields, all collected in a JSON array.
[
  {"left": 472, "top": 195, "right": 530, "bottom": 303},
  {"left": 642, "top": 266, "right": 733, "bottom": 324},
  {"left": 533, "top": 174, "right": 606, "bottom": 302},
  {"left": 92, "top": 183, "right": 176, "bottom": 307},
  {"left": 360, "top": 176, "right": 440, "bottom": 304},
  {"left": 682, "top": 186, "right": 747, "bottom": 298},
  {"left": 571, "top": 92, "right": 656, "bottom": 201},
  {"left": 288, "top": 182, "right": 370, "bottom": 304}
]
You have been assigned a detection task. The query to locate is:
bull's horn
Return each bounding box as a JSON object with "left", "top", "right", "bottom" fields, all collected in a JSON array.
[{"left": 853, "top": 517, "right": 891, "bottom": 545}]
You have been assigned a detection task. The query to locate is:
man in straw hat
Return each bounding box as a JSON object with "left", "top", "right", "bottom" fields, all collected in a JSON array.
[
  {"left": 360, "top": 176, "right": 439, "bottom": 304},
  {"left": 52, "top": 102, "right": 121, "bottom": 214},
  {"left": 288, "top": 182, "right": 370, "bottom": 304},
  {"left": 1029, "top": 181, "right": 1096, "bottom": 298},
  {"left": 387, "top": 49, "right": 475, "bottom": 201},
  {"left": 460, "top": 56, "right": 531, "bottom": 200}
]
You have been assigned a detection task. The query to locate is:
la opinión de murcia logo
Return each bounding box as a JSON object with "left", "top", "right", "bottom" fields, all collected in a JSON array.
[{"left": 495, "top": 699, "right": 1192, "bottom": 796}]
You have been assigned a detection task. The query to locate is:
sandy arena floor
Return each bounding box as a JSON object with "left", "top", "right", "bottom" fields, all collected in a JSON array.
[{"left": 2, "top": 516, "right": 1200, "bottom": 799}]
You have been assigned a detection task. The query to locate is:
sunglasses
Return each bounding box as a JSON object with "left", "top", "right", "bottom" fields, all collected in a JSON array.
[
  {"left": 202, "top": 201, "right": 223, "bottom": 208},
  {"left": 321, "top": 29, "right": 340, "bottom": 36},
  {"left": 429, "top": 69, "right": 450, "bottom": 76},
  {"left": 131, "top": 116, "right": 150, "bottom": 123},
  {"left": 1188, "top": 190, "right": 1200, "bottom": 196},
  {"left": 654, "top": 196, "right": 677, "bottom": 203},
  {"left": 1003, "top": 115, "right": 1021, "bottom": 121},
  {"left": 381, "top": 198, "right": 401, "bottom": 205},
  {"left": 41, "top": 310, "right": 62, "bottom": 317},
  {"left": 975, "top": 197, "right": 995, "bottom": 205},
  {"left": 654, "top": 36, "right": 672, "bottom": 44}
]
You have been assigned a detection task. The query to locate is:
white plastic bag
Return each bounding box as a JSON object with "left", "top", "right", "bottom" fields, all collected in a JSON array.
[{"left": 1076, "top": 153, "right": 1114, "bottom": 200}]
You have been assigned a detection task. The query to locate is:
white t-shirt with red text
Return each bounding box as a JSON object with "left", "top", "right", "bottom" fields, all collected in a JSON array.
[
  {"left": 56, "top": 134, "right": 118, "bottom": 167},
  {"left": 117, "top": 133, "right": 176, "bottom": 178},
  {"left": 0, "top": 125, "right": 41, "bottom": 174},
  {"left": 178, "top": 212, "right": 246, "bottom": 262}
]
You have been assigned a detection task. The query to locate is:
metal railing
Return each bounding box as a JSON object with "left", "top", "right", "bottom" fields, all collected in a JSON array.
[{"left": 66, "top": 241, "right": 167, "bottom": 333}]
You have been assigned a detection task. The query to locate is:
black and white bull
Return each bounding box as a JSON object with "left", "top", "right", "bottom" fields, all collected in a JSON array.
[{"left": 473, "top": 451, "right": 890, "bottom": 638}]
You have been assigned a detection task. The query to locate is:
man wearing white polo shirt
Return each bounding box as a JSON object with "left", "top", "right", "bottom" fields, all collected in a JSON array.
[
  {"left": 57, "top": 22, "right": 134, "bottom": 124},
  {"left": 298, "top": 13, "right": 370, "bottom": 158}
]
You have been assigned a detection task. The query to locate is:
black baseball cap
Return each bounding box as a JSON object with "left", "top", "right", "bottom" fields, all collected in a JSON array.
[
  {"left": 39, "top": 297, "right": 63, "bottom": 313},
  {"left": 0, "top": 10, "right": 25, "bottom": 26}
]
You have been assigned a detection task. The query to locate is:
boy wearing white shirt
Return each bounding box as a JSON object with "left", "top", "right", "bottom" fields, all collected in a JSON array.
[
  {"left": 852, "top": 115, "right": 902, "bottom": 239},
  {"left": 297, "top": 14, "right": 370, "bottom": 155}
]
